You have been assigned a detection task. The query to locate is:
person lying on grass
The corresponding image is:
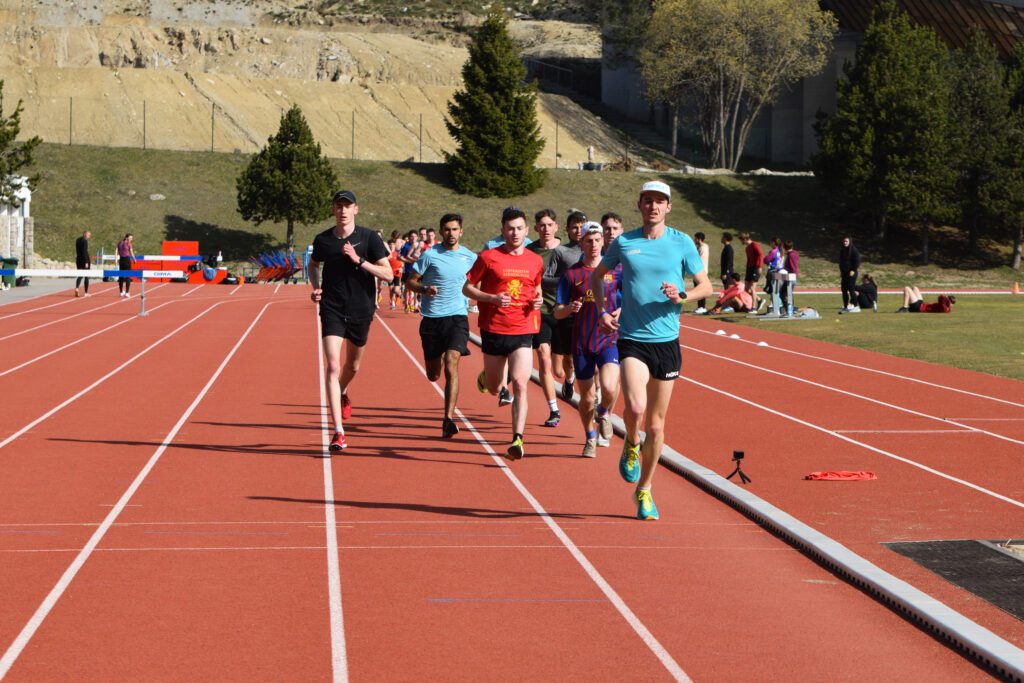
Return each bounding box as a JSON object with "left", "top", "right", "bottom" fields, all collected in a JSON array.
[{"left": 896, "top": 286, "right": 956, "bottom": 313}]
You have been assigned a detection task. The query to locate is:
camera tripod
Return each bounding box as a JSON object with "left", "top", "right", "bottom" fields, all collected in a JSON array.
[{"left": 726, "top": 450, "right": 751, "bottom": 485}]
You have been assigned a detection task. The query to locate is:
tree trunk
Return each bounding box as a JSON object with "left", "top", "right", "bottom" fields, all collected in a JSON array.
[
  {"left": 1012, "top": 224, "right": 1023, "bottom": 271},
  {"left": 875, "top": 213, "right": 887, "bottom": 241},
  {"left": 921, "top": 220, "right": 930, "bottom": 265},
  {"left": 287, "top": 217, "right": 295, "bottom": 253},
  {"left": 670, "top": 104, "right": 678, "bottom": 158}
]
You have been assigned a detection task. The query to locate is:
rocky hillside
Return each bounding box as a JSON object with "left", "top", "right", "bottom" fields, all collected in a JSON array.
[{"left": 0, "top": 0, "right": 614, "bottom": 165}]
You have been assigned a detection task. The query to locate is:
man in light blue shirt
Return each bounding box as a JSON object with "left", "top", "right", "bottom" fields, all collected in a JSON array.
[
  {"left": 591, "top": 180, "right": 713, "bottom": 520},
  {"left": 407, "top": 213, "right": 478, "bottom": 438}
]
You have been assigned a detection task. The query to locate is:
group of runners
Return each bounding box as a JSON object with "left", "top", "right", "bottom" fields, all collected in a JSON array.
[{"left": 308, "top": 181, "right": 713, "bottom": 521}]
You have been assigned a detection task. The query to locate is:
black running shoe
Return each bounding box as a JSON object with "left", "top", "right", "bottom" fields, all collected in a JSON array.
[
  {"left": 442, "top": 417, "right": 460, "bottom": 438},
  {"left": 498, "top": 387, "right": 513, "bottom": 406},
  {"left": 543, "top": 410, "right": 561, "bottom": 427}
]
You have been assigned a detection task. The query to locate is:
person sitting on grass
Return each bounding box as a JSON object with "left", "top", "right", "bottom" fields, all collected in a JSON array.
[
  {"left": 852, "top": 274, "right": 878, "bottom": 312},
  {"left": 897, "top": 286, "right": 956, "bottom": 313},
  {"left": 707, "top": 272, "right": 753, "bottom": 314}
]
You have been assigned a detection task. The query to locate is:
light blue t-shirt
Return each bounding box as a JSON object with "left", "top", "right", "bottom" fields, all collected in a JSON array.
[
  {"left": 412, "top": 243, "right": 478, "bottom": 318},
  {"left": 600, "top": 226, "right": 705, "bottom": 342},
  {"left": 482, "top": 235, "right": 533, "bottom": 251}
]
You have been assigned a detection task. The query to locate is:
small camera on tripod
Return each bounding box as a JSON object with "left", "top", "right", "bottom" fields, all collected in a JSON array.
[{"left": 726, "top": 450, "right": 751, "bottom": 484}]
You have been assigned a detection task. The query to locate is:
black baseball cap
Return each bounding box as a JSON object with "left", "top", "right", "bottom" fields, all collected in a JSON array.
[{"left": 332, "top": 190, "right": 357, "bottom": 204}]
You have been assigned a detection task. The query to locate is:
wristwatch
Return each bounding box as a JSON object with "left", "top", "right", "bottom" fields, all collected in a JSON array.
[{"left": 357, "top": 256, "right": 365, "bottom": 266}]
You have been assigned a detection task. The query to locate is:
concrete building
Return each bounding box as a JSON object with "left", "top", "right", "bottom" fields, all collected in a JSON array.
[{"left": 1, "top": 177, "right": 34, "bottom": 268}]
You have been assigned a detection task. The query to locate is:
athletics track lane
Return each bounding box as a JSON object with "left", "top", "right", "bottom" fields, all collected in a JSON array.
[
  {"left": 660, "top": 316, "right": 1024, "bottom": 648},
  {"left": 363, "top": 309, "right": 982, "bottom": 680},
  {"left": 0, "top": 287, "right": 995, "bottom": 679},
  {"left": 0, "top": 288, "right": 277, "bottom": 663}
]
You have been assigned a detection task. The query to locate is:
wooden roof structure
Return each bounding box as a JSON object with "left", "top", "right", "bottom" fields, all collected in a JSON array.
[{"left": 821, "top": 0, "right": 1024, "bottom": 56}]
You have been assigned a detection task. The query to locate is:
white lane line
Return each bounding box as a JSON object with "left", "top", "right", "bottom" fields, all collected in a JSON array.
[
  {"left": 229, "top": 286, "right": 241, "bottom": 296},
  {"left": 0, "top": 288, "right": 99, "bottom": 321},
  {"left": 0, "top": 544, "right": 780, "bottom": 554},
  {"left": 179, "top": 285, "right": 200, "bottom": 298},
  {"left": 0, "top": 301, "right": 228, "bottom": 449},
  {"left": 376, "top": 316, "right": 691, "bottom": 682},
  {"left": 834, "top": 429, "right": 975, "bottom": 434},
  {"left": 679, "top": 376, "right": 1024, "bottom": 510},
  {"left": 274, "top": 283, "right": 282, "bottom": 295},
  {"left": 0, "top": 302, "right": 272, "bottom": 680},
  {"left": 681, "top": 343, "right": 1024, "bottom": 448},
  {"left": 0, "top": 285, "right": 170, "bottom": 342},
  {"left": 946, "top": 418, "right": 1024, "bottom": 422},
  {"left": 681, "top": 322, "right": 1024, "bottom": 409},
  {"left": 316, "top": 315, "right": 348, "bottom": 683}
]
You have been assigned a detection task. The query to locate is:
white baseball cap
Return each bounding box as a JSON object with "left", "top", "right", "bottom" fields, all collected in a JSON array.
[
  {"left": 639, "top": 180, "right": 671, "bottom": 200},
  {"left": 582, "top": 221, "right": 603, "bottom": 234}
]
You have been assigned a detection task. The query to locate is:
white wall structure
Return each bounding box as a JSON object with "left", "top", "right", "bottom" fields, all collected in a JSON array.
[{"left": 1, "top": 177, "right": 33, "bottom": 266}]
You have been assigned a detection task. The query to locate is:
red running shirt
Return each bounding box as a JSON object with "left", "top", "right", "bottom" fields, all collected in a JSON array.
[{"left": 467, "top": 247, "right": 543, "bottom": 335}]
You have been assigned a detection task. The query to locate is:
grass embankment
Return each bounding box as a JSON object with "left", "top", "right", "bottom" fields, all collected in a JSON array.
[
  {"left": 715, "top": 294, "right": 1024, "bottom": 381},
  {"left": 27, "top": 143, "right": 1024, "bottom": 381}
]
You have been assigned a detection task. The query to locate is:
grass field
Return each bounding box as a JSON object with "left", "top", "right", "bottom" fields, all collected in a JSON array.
[
  {"left": 711, "top": 294, "right": 1024, "bottom": 381},
  {"left": 29, "top": 144, "right": 1022, "bottom": 290}
]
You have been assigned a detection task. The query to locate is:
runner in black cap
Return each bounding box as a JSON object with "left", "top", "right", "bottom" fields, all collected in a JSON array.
[{"left": 309, "top": 190, "right": 392, "bottom": 452}]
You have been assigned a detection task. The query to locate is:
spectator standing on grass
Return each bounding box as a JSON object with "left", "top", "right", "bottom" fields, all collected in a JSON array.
[
  {"left": 739, "top": 232, "right": 764, "bottom": 312},
  {"left": 780, "top": 240, "right": 799, "bottom": 315},
  {"left": 763, "top": 237, "right": 783, "bottom": 313},
  {"left": 116, "top": 233, "right": 136, "bottom": 298},
  {"left": 309, "top": 190, "right": 392, "bottom": 452},
  {"left": 839, "top": 236, "right": 861, "bottom": 312},
  {"left": 74, "top": 230, "right": 92, "bottom": 298},
  {"left": 719, "top": 232, "right": 734, "bottom": 288},
  {"left": 693, "top": 232, "right": 710, "bottom": 314}
]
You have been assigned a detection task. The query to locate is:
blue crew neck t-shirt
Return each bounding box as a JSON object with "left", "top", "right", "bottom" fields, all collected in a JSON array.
[
  {"left": 412, "top": 243, "right": 478, "bottom": 318},
  {"left": 482, "top": 235, "right": 533, "bottom": 251},
  {"left": 599, "top": 226, "right": 705, "bottom": 342}
]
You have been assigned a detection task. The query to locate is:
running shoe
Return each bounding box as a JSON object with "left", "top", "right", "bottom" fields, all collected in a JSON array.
[
  {"left": 543, "top": 410, "right": 560, "bottom": 427},
  {"left": 635, "top": 488, "right": 659, "bottom": 521},
  {"left": 329, "top": 431, "right": 348, "bottom": 452},
  {"left": 74, "top": 289, "right": 81, "bottom": 297},
  {"left": 507, "top": 435, "right": 525, "bottom": 460},
  {"left": 561, "top": 378, "right": 575, "bottom": 401},
  {"left": 597, "top": 414, "right": 613, "bottom": 447},
  {"left": 498, "top": 387, "right": 513, "bottom": 406},
  {"left": 582, "top": 438, "right": 597, "bottom": 458},
  {"left": 341, "top": 393, "right": 352, "bottom": 420},
  {"left": 619, "top": 441, "right": 641, "bottom": 483},
  {"left": 477, "top": 370, "right": 488, "bottom": 394},
  {"left": 442, "top": 417, "right": 460, "bottom": 438}
]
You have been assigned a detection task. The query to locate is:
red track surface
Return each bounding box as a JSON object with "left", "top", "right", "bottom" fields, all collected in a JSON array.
[{"left": 1, "top": 284, "right": 1018, "bottom": 680}]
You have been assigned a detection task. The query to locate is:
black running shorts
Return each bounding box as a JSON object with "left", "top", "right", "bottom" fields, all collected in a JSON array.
[
  {"left": 420, "top": 315, "right": 470, "bottom": 360},
  {"left": 481, "top": 330, "right": 533, "bottom": 357},
  {"left": 532, "top": 312, "right": 557, "bottom": 349},
  {"left": 319, "top": 304, "right": 372, "bottom": 347},
  {"left": 618, "top": 338, "right": 681, "bottom": 381}
]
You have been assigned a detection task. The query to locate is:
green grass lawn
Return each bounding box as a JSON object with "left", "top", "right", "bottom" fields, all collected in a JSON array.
[
  {"left": 30, "top": 144, "right": 1021, "bottom": 290},
  {"left": 707, "top": 294, "right": 1024, "bottom": 381}
]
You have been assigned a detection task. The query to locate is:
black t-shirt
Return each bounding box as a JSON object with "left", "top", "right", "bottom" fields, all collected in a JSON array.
[
  {"left": 75, "top": 236, "right": 90, "bottom": 262},
  {"left": 311, "top": 225, "right": 388, "bottom": 320}
]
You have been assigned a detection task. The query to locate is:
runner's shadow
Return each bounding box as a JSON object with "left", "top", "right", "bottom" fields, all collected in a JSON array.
[
  {"left": 331, "top": 445, "right": 502, "bottom": 467},
  {"left": 49, "top": 437, "right": 325, "bottom": 459},
  {"left": 248, "top": 495, "right": 631, "bottom": 520}
]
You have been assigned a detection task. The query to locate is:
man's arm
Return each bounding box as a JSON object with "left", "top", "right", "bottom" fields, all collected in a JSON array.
[
  {"left": 406, "top": 272, "right": 436, "bottom": 297},
  {"left": 683, "top": 271, "right": 714, "bottom": 304},
  {"left": 308, "top": 259, "right": 322, "bottom": 302}
]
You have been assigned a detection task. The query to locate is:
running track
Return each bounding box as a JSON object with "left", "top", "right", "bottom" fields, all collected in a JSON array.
[{"left": 0, "top": 284, "right": 1020, "bottom": 680}]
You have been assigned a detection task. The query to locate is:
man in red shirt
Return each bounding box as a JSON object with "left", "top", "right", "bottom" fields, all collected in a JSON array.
[
  {"left": 739, "top": 232, "right": 764, "bottom": 312},
  {"left": 464, "top": 207, "right": 544, "bottom": 459}
]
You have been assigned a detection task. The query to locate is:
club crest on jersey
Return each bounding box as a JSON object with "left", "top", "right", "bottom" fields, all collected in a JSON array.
[
  {"left": 584, "top": 288, "right": 595, "bottom": 303},
  {"left": 603, "top": 273, "right": 614, "bottom": 283},
  {"left": 507, "top": 279, "right": 522, "bottom": 300}
]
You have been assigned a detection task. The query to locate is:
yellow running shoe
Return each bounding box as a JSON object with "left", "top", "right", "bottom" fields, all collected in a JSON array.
[
  {"left": 618, "top": 441, "right": 641, "bottom": 483},
  {"left": 507, "top": 435, "right": 525, "bottom": 460},
  {"left": 635, "top": 488, "right": 659, "bottom": 521},
  {"left": 476, "top": 370, "right": 488, "bottom": 394}
]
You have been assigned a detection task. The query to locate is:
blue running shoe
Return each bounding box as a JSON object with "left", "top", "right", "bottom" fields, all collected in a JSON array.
[
  {"left": 618, "top": 441, "right": 641, "bottom": 483},
  {"left": 635, "top": 488, "right": 659, "bottom": 521}
]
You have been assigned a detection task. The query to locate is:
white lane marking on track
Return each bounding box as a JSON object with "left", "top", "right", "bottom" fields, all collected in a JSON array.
[
  {"left": 0, "top": 289, "right": 103, "bottom": 320},
  {"left": 679, "top": 376, "right": 1024, "bottom": 510},
  {"left": 179, "top": 285, "right": 200, "bottom": 298},
  {"left": 0, "top": 301, "right": 227, "bottom": 449},
  {"left": 834, "top": 429, "right": 976, "bottom": 434},
  {"left": 316, "top": 315, "right": 349, "bottom": 683},
  {"left": 0, "top": 544, "right": 776, "bottom": 554},
  {"left": 681, "top": 344, "right": 1024, "bottom": 448},
  {"left": 0, "top": 284, "right": 170, "bottom": 342},
  {"left": 229, "top": 286, "right": 241, "bottom": 296},
  {"left": 0, "top": 285, "right": 112, "bottom": 311},
  {"left": 376, "top": 316, "right": 691, "bottom": 682},
  {"left": 0, "top": 303, "right": 273, "bottom": 680},
  {"left": 681, "top": 322, "right": 1024, "bottom": 409},
  {"left": 274, "top": 283, "right": 282, "bottom": 295}
]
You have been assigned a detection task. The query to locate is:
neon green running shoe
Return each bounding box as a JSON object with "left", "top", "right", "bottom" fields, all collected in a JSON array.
[
  {"left": 618, "top": 441, "right": 641, "bottom": 483},
  {"left": 476, "top": 370, "right": 488, "bottom": 394},
  {"left": 635, "top": 488, "right": 659, "bottom": 521},
  {"left": 507, "top": 435, "right": 525, "bottom": 460}
]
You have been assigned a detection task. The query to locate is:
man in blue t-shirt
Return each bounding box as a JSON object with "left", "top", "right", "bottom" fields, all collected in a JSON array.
[
  {"left": 590, "top": 181, "right": 713, "bottom": 520},
  {"left": 407, "top": 213, "right": 478, "bottom": 438}
]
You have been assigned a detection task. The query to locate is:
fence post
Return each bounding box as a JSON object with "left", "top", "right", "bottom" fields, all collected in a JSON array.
[
  {"left": 210, "top": 103, "right": 215, "bottom": 152},
  {"left": 143, "top": 100, "right": 147, "bottom": 150},
  {"left": 554, "top": 122, "right": 559, "bottom": 169},
  {"left": 419, "top": 113, "right": 423, "bottom": 163},
  {"left": 351, "top": 111, "right": 355, "bottom": 159},
  {"left": 69, "top": 97, "right": 73, "bottom": 145}
]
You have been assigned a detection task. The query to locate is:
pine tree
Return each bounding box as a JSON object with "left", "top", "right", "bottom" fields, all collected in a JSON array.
[
  {"left": 0, "top": 80, "right": 41, "bottom": 207},
  {"left": 445, "top": 9, "right": 546, "bottom": 198},
  {"left": 813, "top": 0, "right": 954, "bottom": 258},
  {"left": 985, "top": 45, "right": 1024, "bottom": 271},
  {"left": 236, "top": 105, "right": 338, "bottom": 252},
  {"left": 950, "top": 27, "right": 1011, "bottom": 256}
]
